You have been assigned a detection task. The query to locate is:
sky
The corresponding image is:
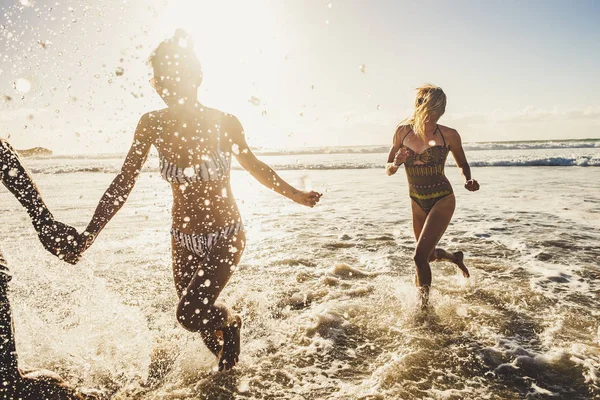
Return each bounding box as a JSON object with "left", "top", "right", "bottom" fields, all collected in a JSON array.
[{"left": 0, "top": 0, "right": 599, "bottom": 154}]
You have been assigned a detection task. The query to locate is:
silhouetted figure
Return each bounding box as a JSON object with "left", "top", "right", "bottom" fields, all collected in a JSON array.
[
  {"left": 0, "top": 138, "right": 94, "bottom": 399},
  {"left": 80, "top": 30, "right": 321, "bottom": 371}
]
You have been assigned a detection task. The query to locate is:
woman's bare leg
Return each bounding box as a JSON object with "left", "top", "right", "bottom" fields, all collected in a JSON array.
[
  {"left": 172, "top": 230, "right": 245, "bottom": 370},
  {"left": 412, "top": 195, "right": 456, "bottom": 308},
  {"left": 172, "top": 242, "right": 222, "bottom": 357},
  {"left": 411, "top": 198, "right": 469, "bottom": 278}
]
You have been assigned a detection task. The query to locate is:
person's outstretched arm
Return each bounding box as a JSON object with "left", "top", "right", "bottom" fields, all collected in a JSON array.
[
  {"left": 227, "top": 116, "right": 321, "bottom": 207},
  {"left": 447, "top": 129, "right": 480, "bottom": 192},
  {"left": 82, "top": 113, "right": 154, "bottom": 247},
  {"left": 0, "top": 139, "right": 81, "bottom": 264}
]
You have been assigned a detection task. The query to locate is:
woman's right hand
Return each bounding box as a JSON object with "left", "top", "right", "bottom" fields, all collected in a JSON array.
[
  {"left": 293, "top": 191, "right": 322, "bottom": 208},
  {"left": 394, "top": 147, "right": 410, "bottom": 166}
]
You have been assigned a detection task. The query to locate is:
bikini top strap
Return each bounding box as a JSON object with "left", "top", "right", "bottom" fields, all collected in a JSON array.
[
  {"left": 436, "top": 125, "right": 446, "bottom": 146},
  {"left": 399, "top": 126, "right": 412, "bottom": 146}
]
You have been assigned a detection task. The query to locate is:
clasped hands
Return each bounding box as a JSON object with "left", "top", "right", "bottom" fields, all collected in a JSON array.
[{"left": 36, "top": 219, "right": 96, "bottom": 265}]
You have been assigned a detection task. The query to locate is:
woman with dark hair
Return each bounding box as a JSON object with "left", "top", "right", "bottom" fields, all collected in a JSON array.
[
  {"left": 386, "top": 84, "right": 479, "bottom": 309},
  {"left": 80, "top": 30, "right": 321, "bottom": 371}
]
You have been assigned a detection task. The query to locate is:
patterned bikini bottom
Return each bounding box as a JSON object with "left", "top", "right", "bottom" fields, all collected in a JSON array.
[{"left": 170, "top": 222, "right": 244, "bottom": 259}]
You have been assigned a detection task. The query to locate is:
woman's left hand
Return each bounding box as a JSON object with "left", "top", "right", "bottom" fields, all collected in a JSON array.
[
  {"left": 464, "top": 179, "right": 480, "bottom": 191},
  {"left": 294, "top": 191, "right": 322, "bottom": 208}
]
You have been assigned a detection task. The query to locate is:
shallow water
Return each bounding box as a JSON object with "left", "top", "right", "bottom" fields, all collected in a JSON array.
[{"left": 1, "top": 164, "right": 599, "bottom": 399}]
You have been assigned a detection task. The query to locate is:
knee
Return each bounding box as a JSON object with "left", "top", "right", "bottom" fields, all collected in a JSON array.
[{"left": 413, "top": 250, "right": 429, "bottom": 265}]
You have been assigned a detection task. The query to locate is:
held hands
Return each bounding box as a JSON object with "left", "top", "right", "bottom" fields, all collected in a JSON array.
[
  {"left": 293, "top": 190, "right": 322, "bottom": 208},
  {"left": 464, "top": 179, "right": 480, "bottom": 192},
  {"left": 394, "top": 147, "right": 410, "bottom": 166},
  {"left": 36, "top": 220, "right": 84, "bottom": 265}
]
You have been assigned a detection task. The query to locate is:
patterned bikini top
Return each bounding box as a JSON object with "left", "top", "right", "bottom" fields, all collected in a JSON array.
[
  {"left": 401, "top": 125, "right": 449, "bottom": 168},
  {"left": 158, "top": 129, "right": 231, "bottom": 184}
]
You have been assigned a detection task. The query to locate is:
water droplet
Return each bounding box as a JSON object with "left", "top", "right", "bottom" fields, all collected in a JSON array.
[
  {"left": 8, "top": 169, "right": 17, "bottom": 177},
  {"left": 183, "top": 216, "right": 191, "bottom": 222},
  {"left": 183, "top": 167, "right": 195, "bottom": 177},
  {"left": 238, "top": 379, "right": 250, "bottom": 393},
  {"left": 15, "top": 78, "right": 31, "bottom": 94},
  {"left": 204, "top": 279, "right": 211, "bottom": 287},
  {"left": 428, "top": 140, "right": 436, "bottom": 146}
]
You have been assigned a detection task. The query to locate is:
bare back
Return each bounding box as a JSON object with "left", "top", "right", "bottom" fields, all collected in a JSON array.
[{"left": 147, "top": 106, "right": 241, "bottom": 234}]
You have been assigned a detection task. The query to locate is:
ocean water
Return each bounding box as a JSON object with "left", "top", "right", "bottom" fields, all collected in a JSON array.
[{"left": 0, "top": 140, "right": 599, "bottom": 399}]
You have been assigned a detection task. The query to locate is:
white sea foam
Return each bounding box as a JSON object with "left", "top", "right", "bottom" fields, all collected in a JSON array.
[{"left": 1, "top": 150, "right": 599, "bottom": 399}]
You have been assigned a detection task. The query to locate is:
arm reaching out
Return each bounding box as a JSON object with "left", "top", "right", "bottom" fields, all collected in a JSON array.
[
  {"left": 82, "top": 113, "right": 154, "bottom": 250},
  {"left": 0, "top": 139, "right": 82, "bottom": 264},
  {"left": 447, "top": 129, "right": 480, "bottom": 192},
  {"left": 386, "top": 126, "right": 409, "bottom": 176},
  {"left": 226, "top": 116, "right": 321, "bottom": 207}
]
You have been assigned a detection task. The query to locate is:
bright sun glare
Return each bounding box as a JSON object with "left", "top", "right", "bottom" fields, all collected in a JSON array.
[
  {"left": 160, "top": 1, "right": 279, "bottom": 99},
  {"left": 155, "top": 0, "right": 290, "bottom": 147}
]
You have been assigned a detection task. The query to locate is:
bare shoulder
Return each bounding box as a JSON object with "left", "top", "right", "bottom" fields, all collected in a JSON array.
[
  {"left": 438, "top": 125, "right": 461, "bottom": 145},
  {"left": 145, "top": 108, "right": 168, "bottom": 122},
  {"left": 396, "top": 124, "right": 412, "bottom": 134},
  {"left": 134, "top": 109, "right": 166, "bottom": 142},
  {"left": 394, "top": 124, "right": 412, "bottom": 142},
  {"left": 219, "top": 111, "right": 244, "bottom": 135}
]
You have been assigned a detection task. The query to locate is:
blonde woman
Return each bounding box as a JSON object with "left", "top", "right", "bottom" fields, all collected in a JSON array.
[{"left": 386, "top": 85, "right": 479, "bottom": 308}]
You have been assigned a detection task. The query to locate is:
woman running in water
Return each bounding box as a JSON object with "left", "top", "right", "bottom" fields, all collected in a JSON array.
[
  {"left": 80, "top": 30, "right": 321, "bottom": 371},
  {"left": 386, "top": 84, "right": 479, "bottom": 309}
]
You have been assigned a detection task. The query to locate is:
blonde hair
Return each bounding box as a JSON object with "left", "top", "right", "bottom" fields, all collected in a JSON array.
[{"left": 404, "top": 84, "right": 447, "bottom": 139}]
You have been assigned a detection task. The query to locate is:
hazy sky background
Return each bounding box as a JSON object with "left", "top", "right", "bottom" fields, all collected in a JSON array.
[{"left": 1, "top": 0, "right": 599, "bottom": 154}]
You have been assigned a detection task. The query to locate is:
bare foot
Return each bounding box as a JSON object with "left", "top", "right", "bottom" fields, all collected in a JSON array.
[
  {"left": 453, "top": 251, "right": 470, "bottom": 278},
  {"left": 218, "top": 315, "right": 242, "bottom": 371}
]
